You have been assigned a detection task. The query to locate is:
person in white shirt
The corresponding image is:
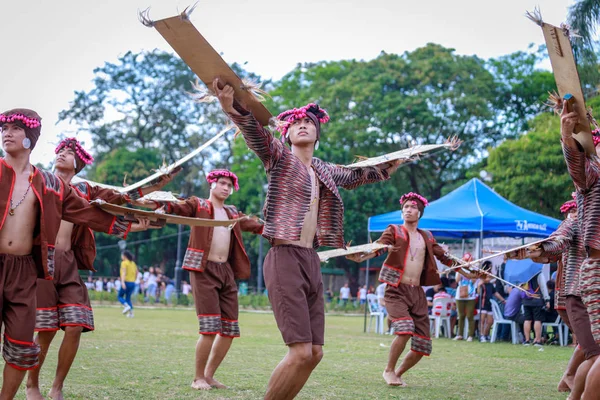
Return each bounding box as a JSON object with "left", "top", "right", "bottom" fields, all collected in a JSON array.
[
  {"left": 182, "top": 281, "right": 192, "bottom": 296},
  {"left": 376, "top": 282, "right": 388, "bottom": 316},
  {"left": 114, "top": 278, "right": 122, "bottom": 292},
  {"left": 107, "top": 279, "right": 115, "bottom": 293},
  {"left": 340, "top": 283, "right": 351, "bottom": 305},
  {"left": 95, "top": 278, "right": 103, "bottom": 292},
  {"left": 359, "top": 285, "right": 367, "bottom": 305}
]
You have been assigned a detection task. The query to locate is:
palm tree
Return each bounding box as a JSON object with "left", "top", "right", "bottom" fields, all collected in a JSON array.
[{"left": 568, "top": 0, "right": 600, "bottom": 58}]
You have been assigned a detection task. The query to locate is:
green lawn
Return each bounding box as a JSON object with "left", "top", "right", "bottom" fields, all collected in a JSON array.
[{"left": 15, "top": 307, "right": 571, "bottom": 399}]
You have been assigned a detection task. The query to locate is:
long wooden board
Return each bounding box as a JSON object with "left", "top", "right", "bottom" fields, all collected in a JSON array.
[
  {"left": 318, "top": 242, "right": 388, "bottom": 262},
  {"left": 92, "top": 200, "right": 243, "bottom": 228},
  {"left": 529, "top": 11, "right": 595, "bottom": 155},
  {"left": 149, "top": 13, "right": 273, "bottom": 126}
]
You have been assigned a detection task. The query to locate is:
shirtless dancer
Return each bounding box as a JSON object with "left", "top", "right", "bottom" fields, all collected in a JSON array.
[
  {"left": 507, "top": 198, "right": 598, "bottom": 399},
  {"left": 0, "top": 109, "right": 146, "bottom": 400},
  {"left": 145, "top": 169, "right": 262, "bottom": 390},
  {"left": 26, "top": 138, "right": 170, "bottom": 400},
  {"left": 214, "top": 79, "right": 399, "bottom": 399},
  {"left": 561, "top": 105, "right": 600, "bottom": 400},
  {"left": 348, "top": 193, "right": 463, "bottom": 387}
]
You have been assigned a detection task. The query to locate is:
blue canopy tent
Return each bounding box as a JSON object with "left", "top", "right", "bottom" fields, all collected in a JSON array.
[{"left": 368, "top": 178, "right": 560, "bottom": 240}]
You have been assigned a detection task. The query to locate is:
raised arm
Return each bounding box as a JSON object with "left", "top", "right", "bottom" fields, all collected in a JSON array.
[
  {"left": 560, "top": 102, "right": 598, "bottom": 191},
  {"left": 213, "top": 79, "right": 283, "bottom": 170}
]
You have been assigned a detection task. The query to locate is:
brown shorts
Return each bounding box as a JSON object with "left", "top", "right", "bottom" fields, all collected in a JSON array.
[
  {"left": 0, "top": 253, "right": 40, "bottom": 370},
  {"left": 580, "top": 258, "right": 600, "bottom": 343},
  {"left": 263, "top": 245, "right": 324, "bottom": 346},
  {"left": 385, "top": 283, "right": 432, "bottom": 356},
  {"left": 191, "top": 261, "right": 239, "bottom": 337},
  {"left": 35, "top": 250, "right": 94, "bottom": 332},
  {"left": 566, "top": 295, "right": 600, "bottom": 360}
]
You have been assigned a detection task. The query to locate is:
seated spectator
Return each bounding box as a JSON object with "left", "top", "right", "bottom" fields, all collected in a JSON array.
[
  {"left": 426, "top": 284, "right": 442, "bottom": 313},
  {"left": 503, "top": 286, "right": 525, "bottom": 342}
]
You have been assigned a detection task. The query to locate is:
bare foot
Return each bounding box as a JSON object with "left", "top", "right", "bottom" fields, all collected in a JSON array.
[
  {"left": 191, "top": 378, "right": 212, "bottom": 390},
  {"left": 48, "top": 387, "right": 65, "bottom": 400},
  {"left": 25, "top": 386, "right": 45, "bottom": 400},
  {"left": 397, "top": 376, "right": 408, "bottom": 387},
  {"left": 205, "top": 376, "right": 227, "bottom": 389},
  {"left": 558, "top": 375, "right": 573, "bottom": 392},
  {"left": 383, "top": 370, "right": 401, "bottom": 386}
]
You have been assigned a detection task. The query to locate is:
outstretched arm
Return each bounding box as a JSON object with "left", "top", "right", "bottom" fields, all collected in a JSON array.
[
  {"left": 560, "top": 101, "right": 598, "bottom": 191},
  {"left": 346, "top": 226, "right": 396, "bottom": 263},
  {"left": 62, "top": 184, "right": 132, "bottom": 238},
  {"left": 327, "top": 162, "right": 399, "bottom": 190},
  {"left": 238, "top": 211, "right": 264, "bottom": 235}
]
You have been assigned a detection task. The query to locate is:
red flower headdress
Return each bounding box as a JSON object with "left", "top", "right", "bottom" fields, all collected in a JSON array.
[
  {"left": 55, "top": 137, "right": 94, "bottom": 173},
  {"left": 593, "top": 128, "right": 600, "bottom": 147},
  {"left": 206, "top": 169, "right": 239, "bottom": 191},
  {"left": 399, "top": 192, "right": 429, "bottom": 207},
  {"left": 0, "top": 113, "right": 41, "bottom": 129},
  {"left": 560, "top": 200, "right": 577, "bottom": 214},
  {"left": 275, "top": 103, "right": 330, "bottom": 139}
]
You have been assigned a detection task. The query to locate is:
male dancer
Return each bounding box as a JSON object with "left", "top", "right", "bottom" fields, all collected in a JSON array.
[
  {"left": 561, "top": 104, "right": 600, "bottom": 399},
  {"left": 508, "top": 198, "right": 597, "bottom": 398},
  {"left": 214, "top": 79, "right": 399, "bottom": 400},
  {"left": 0, "top": 109, "right": 146, "bottom": 399},
  {"left": 26, "top": 138, "right": 171, "bottom": 400},
  {"left": 145, "top": 169, "right": 262, "bottom": 390},
  {"left": 347, "top": 193, "right": 457, "bottom": 387}
]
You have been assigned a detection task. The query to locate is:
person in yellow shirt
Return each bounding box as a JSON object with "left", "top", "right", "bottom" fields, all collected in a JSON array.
[{"left": 119, "top": 251, "right": 138, "bottom": 317}]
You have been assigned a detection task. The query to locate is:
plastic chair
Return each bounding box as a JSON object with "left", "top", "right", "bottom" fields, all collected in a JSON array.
[
  {"left": 542, "top": 315, "right": 565, "bottom": 346},
  {"left": 490, "top": 299, "right": 519, "bottom": 344},
  {"left": 367, "top": 294, "right": 385, "bottom": 334},
  {"left": 429, "top": 297, "right": 453, "bottom": 338}
]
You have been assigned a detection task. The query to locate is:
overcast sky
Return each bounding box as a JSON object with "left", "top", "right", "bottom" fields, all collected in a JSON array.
[{"left": 0, "top": 0, "right": 575, "bottom": 166}]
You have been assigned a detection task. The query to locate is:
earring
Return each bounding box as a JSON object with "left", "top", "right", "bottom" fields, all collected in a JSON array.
[
  {"left": 229, "top": 188, "right": 234, "bottom": 195},
  {"left": 314, "top": 140, "right": 319, "bottom": 150},
  {"left": 74, "top": 159, "right": 78, "bottom": 170},
  {"left": 22, "top": 138, "right": 31, "bottom": 149},
  {"left": 210, "top": 182, "right": 217, "bottom": 190}
]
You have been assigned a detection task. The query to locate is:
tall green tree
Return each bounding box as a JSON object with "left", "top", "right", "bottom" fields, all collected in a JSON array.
[{"left": 482, "top": 113, "right": 574, "bottom": 218}]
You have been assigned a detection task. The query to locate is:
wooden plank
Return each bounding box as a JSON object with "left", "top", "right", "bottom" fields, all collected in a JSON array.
[
  {"left": 92, "top": 200, "right": 244, "bottom": 228},
  {"left": 537, "top": 20, "right": 595, "bottom": 155},
  {"left": 153, "top": 16, "right": 273, "bottom": 126}
]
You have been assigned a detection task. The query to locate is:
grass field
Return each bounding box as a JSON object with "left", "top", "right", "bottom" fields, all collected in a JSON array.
[{"left": 14, "top": 306, "right": 572, "bottom": 400}]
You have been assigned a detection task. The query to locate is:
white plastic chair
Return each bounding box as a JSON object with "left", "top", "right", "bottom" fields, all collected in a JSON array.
[
  {"left": 367, "top": 294, "right": 385, "bottom": 334},
  {"left": 542, "top": 315, "right": 565, "bottom": 346},
  {"left": 490, "top": 299, "right": 519, "bottom": 344},
  {"left": 428, "top": 297, "right": 453, "bottom": 338}
]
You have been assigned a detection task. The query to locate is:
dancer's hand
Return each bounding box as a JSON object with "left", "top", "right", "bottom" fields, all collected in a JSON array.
[
  {"left": 213, "top": 78, "right": 240, "bottom": 115},
  {"left": 560, "top": 100, "right": 579, "bottom": 137},
  {"left": 346, "top": 253, "right": 364, "bottom": 263},
  {"left": 130, "top": 217, "right": 152, "bottom": 232},
  {"left": 152, "top": 167, "right": 182, "bottom": 190}
]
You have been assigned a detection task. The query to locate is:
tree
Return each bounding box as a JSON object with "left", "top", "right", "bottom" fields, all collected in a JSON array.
[{"left": 482, "top": 113, "right": 574, "bottom": 218}]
